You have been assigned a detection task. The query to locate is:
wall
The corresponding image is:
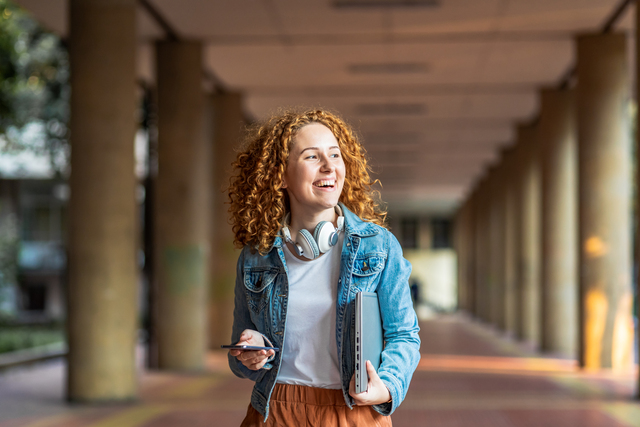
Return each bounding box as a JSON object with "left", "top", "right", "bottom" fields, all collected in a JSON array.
[
  {"left": 404, "top": 248, "right": 457, "bottom": 312},
  {"left": 390, "top": 214, "right": 458, "bottom": 313}
]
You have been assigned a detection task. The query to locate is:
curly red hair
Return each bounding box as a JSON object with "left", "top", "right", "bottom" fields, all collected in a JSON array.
[{"left": 227, "top": 109, "right": 386, "bottom": 254}]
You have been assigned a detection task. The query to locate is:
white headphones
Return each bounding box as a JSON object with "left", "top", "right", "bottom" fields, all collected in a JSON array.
[{"left": 282, "top": 205, "right": 345, "bottom": 260}]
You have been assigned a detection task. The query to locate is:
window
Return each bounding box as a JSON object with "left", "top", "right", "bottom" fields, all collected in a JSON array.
[
  {"left": 400, "top": 217, "right": 418, "bottom": 249},
  {"left": 431, "top": 218, "right": 452, "bottom": 249},
  {"left": 22, "top": 283, "right": 47, "bottom": 311}
]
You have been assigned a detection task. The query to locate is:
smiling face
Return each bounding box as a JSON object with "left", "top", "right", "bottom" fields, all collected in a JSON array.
[{"left": 282, "top": 123, "right": 346, "bottom": 221}]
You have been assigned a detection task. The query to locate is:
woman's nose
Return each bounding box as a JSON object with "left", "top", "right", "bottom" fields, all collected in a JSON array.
[{"left": 320, "top": 154, "right": 335, "bottom": 171}]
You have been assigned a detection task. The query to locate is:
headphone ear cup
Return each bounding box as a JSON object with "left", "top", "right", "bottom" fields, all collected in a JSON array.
[
  {"left": 314, "top": 221, "right": 338, "bottom": 253},
  {"left": 297, "top": 229, "right": 320, "bottom": 259}
]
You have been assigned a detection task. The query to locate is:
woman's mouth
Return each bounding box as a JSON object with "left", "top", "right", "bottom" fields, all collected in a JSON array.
[{"left": 313, "top": 179, "right": 336, "bottom": 188}]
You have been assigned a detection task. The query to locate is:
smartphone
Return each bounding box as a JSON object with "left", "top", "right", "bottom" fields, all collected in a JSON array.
[{"left": 220, "top": 345, "right": 279, "bottom": 352}]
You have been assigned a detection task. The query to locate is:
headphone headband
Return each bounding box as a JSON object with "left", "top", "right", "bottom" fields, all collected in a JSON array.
[{"left": 282, "top": 205, "right": 344, "bottom": 259}]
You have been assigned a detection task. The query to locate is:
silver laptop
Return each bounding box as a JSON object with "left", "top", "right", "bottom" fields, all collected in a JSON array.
[{"left": 354, "top": 291, "right": 384, "bottom": 393}]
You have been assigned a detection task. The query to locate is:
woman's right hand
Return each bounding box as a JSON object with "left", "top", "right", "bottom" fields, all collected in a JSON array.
[{"left": 228, "top": 329, "right": 275, "bottom": 370}]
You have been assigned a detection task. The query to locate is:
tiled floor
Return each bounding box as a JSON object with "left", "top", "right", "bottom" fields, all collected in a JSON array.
[{"left": 0, "top": 313, "right": 638, "bottom": 426}]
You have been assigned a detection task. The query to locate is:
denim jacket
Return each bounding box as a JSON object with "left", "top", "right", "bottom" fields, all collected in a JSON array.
[{"left": 228, "top": 203, "right": 421, "bottom": 421}]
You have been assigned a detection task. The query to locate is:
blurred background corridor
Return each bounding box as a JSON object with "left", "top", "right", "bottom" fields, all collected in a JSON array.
[{"left": 0, "top": 0, "right": 638, "bottom": 426}]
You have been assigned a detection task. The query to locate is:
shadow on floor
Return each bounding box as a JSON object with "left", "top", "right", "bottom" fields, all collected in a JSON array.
[{"left": 0, "top": 313, "right": 638, "bottom": 427}]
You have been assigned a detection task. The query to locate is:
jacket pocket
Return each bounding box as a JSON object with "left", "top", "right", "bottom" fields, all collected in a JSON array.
[
  {"left": 243, "top": 267, "right": 278, "bottom": 314},
  {"left": 351, "top": 254, "right": 385, "bottom": 291}
]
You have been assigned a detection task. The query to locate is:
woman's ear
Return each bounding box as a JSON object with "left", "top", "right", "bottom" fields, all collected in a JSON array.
[{"left": 281, "top": 178, "right": 287, "bottom": 189}]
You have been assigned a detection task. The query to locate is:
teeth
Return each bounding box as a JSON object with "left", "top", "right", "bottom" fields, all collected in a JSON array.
[{"left": 315, "top": 180, "right": 335, "bottom": 187}]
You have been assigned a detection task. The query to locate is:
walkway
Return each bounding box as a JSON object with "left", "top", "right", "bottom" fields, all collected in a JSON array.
[{"left": 0, "top": 314, "right": 638, "bottom": 427}]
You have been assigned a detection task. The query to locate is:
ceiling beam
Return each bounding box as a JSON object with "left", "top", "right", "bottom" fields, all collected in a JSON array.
[
  {"left": 246, "top": 83, "right": 535, "bottom": 97},
  {"left": 558, "top": 0, "right": 633, "bottom": 90},
  {"left": 188, "top": 30, "right": 574, "bottom": 47}
]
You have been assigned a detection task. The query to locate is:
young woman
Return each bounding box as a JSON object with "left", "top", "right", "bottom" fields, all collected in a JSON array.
[{"left": 226, "top": 109, "right": 420, "bottom": 426}]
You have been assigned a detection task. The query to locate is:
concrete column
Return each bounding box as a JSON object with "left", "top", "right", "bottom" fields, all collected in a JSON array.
[
  {"left": 538, "top": 88, "right": 578, "bottom": 357},
  {"left": 502, "top": 146, "right": 518, "bottom": 337},
  {"left": 512, "top": 130, "right": 526, "bottom": 339},
  {"left": 484, "top": 172, "right": 494, "bottom": 323},
  {"left": 454, "top": 206, "right": 465, "bottom": 311},
  {"left": 463, "top": 201, "right": 474, "bottom": 313},
  {"left": 490, "top": 165, "right": 506, "bottom": 329},
  {"left": 67, "top": 0, "right": 137, "bottom": 401},
  {"left": 418, "top": 217, "right": 432, "bottom": 250},
  {"left": 484, "top": 174, "right": 494, "bottom": 324},
  {"left": 475, "top": 176, "right": 491, "bottom": 322},
  {"left": 209, "top": 92, "right": 244, "bottom": 347},
  {"left": 515, "top": 123, "right": 541, "bottom": 346},
  {"left": 473, "top": 181, "right": 484, "bottom": 320},
  {"left": 474, "top": 180, "right": 484, "bottom": 321},
  {"left": 456, "top": 200, "right": 472, "bottom": 313},
  {"left": 576, "top": 33, "right": 634, "bottom": 370},
  {"left": 524, "top": 124, "right": 541, "bottom": 348},
  {"left": 636, "top": 4, "right": 640, "bottom": 396},
  {"left": 465, "top": 194, "right": 477, "bottom": 316},
  {"left": 155, "top": 41, "right": 211, "bottom": 371}
]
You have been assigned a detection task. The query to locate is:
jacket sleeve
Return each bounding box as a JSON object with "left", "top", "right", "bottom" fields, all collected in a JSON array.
[
  {"left": 373, "top": 230, "right": 421, "bottom": 416},
  {"left": 227, "top": 248, "right": 271, "bottom": 382}
]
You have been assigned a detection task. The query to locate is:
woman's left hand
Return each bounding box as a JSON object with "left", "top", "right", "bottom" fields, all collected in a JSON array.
[{"left": 349, "top": 360, "right": 391, "bottom": 406}]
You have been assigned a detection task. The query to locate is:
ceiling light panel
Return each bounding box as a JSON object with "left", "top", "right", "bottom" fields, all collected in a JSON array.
[
  {"left": 355, "top": 103, "right": 426, "bottom": 116},
  {"left": 368, "top": 150, "right": 421, "bottom": 164},
  {"left": 362, "top": 131, "right": 422, "bottom": 146},
  {"left": 334, "top": 0, "right": 440, "bottom": 8},
  {"left": 348, "top": 62, "right": 429, "bottom": 74}
]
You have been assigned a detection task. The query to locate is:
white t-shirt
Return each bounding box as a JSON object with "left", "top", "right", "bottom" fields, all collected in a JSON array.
[{"left": 277, "top": 233, "right": 344, "bottom": 389}]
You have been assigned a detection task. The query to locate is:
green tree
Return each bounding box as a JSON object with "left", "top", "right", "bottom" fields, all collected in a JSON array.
[
  {"left": 0, "top": 0, "right": 69, "bottom": 316},
  {"left": 0, "top": 0, "right": 69, "bottom": 177},
  {"left": 0, "top": 212, "right": 17, "bottom": 317}
]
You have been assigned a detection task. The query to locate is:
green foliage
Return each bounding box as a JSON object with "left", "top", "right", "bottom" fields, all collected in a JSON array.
[
  {"left": 0, "top": 0, "right": 69, "bottom": 176},
  {"left": 0, "top": 213, "right": 17, "bottom": 280},
  {"left": 0, "top": 323, "right": 64, "bottom": 353},
  {"left": 0, "top": 213, "right": 18, "bottom": 315}
]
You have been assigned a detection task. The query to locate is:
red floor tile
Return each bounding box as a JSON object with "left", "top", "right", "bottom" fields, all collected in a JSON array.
[{"left": 503, "top": 409, "right": 630, "bottom": 427}]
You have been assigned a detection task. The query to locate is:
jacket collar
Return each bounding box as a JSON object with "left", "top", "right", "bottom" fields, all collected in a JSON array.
[
  {"left": 272, "top": 235, "right": 284, "bottom": 249},
  {"left": 339, "top": 202, "right": 380, "bottom": 237},
  {"left": 269, "top": 202, "right": 379, "bottom": 252}
]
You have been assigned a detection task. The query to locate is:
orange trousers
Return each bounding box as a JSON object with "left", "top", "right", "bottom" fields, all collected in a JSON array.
[{"left": 240, "top": 384, "right": 392, "bottom": 427}]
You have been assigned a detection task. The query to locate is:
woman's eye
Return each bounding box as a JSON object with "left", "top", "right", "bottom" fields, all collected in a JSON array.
[{"left": 305, "top": 155, "right": 317, "bottom": 160}]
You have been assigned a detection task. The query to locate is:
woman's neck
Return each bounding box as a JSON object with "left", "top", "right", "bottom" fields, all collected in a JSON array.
[{"left": 289, "top": 206, "right": 338, "bottom": 235}]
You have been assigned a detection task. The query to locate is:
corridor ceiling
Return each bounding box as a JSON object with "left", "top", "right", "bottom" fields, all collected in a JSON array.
[{"left": 13, "top": 0, "right": 636, "bottom": 215}]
